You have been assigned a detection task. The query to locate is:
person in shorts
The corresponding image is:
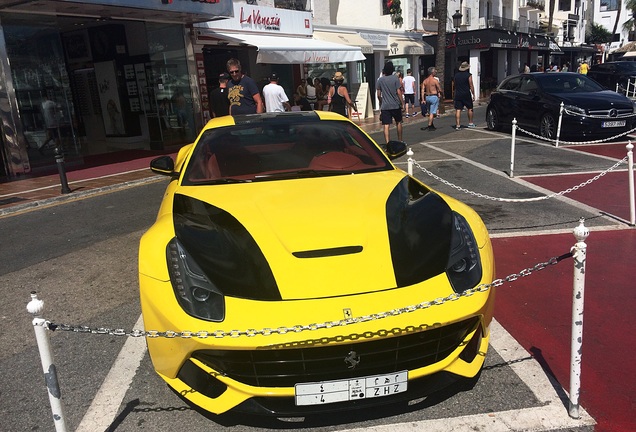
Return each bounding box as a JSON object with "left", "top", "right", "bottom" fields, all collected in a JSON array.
[
  {"left": 453, "top": 61, "right": 476, "bottom": 130},
  {"left": 420, "top": 67, "right": 442, "bottom": 131},
  {"left": 376, "top": 61, "right": 404, "bottom": 144},
  {"left": 402, "top": 69, "right": 416, "bottom": 118}
]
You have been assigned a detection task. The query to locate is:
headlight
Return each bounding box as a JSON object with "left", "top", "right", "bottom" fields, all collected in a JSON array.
[
  {"left": 563, "top": 104, "right": 586, "bottom": 116},
  {"left": 446, "top": 213, "right": 482, "bottom": 293},
  {"left": 167, "top": 238, "right": 225, "bottom": 321}
]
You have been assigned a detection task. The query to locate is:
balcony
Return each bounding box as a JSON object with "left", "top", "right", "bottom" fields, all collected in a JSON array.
[{"left": 520, "top": 0, "right": 545, "bottom": 10}]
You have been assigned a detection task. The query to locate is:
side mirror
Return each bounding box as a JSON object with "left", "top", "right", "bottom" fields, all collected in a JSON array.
[
  {"left": 150, "top": 156, "right": 176, "bottom": 177},
  {"left": 384, "top": 140, "right": 407, "bottom": 160}
]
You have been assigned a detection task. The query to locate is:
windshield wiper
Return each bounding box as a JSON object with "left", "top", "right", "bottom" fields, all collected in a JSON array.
[{"left": 254, "top": 169, "right": 344, "bottom": 180}]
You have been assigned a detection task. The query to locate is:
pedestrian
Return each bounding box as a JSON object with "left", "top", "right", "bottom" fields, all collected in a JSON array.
[
  {"left": 376, "top": 61, "right": 404, "bottom": 144},
  {"left": 296, "top": 78, "right": 307, "bottom": 99},
  {"left": 262, "top": 73, "right": 291, "bottom": 113},
  {"left": 524, "top": 63, "right": 530, "bottom": 73},
  {"left": 402, "top": 68, "right": 416, "bottom": 118},
  {"left": 328, "top": 71, "right": 356, "bottom": 118},
  {"left": 577, "top": 60, "right": 589, "bottom": 75},
  {"left": 453, "top": 61, "right": 476, "bottom": 130},
  {"left": 226, "top": 58, "right": 264, "bottom": 114},
  {"left": 561, "top": 62, "right": 569, "bottom": 72},
  {"left": 420, "top": 67, "right": 442, "bottom": 131},
  {"left": 305, "top": 78, "right": 317, "bottom": 109},
  {"left": 209, "top": 72, "right": 230, "bottom": 118}
]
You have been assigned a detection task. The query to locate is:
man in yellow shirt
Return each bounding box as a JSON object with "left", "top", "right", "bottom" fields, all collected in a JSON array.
[{"left": 578, "top": 60, "right": 589, "bottom": 75}]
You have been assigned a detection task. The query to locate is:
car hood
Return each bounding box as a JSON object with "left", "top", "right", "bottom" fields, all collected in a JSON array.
[
  {"left": 171, "top": 171, "right": 454, "bottom": 300},
  {"left": 548, "top": 90, "right": 633, "bottom": 109}
]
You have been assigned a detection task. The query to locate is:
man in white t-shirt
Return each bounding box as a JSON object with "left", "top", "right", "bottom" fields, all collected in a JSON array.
[
  {"left": 262, "top": 73, "right": 291, "bottom": 113},
  {"left": 402, "top": 69, "right": 417, "bottom": 118}
]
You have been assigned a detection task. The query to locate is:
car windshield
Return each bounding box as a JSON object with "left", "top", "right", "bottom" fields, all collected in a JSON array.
[
  {"left": 535, "top": 73, "right": 604, "bottom": 93},
  {"left": 182, "top": 119, "right": 392, "bottom": 185}
]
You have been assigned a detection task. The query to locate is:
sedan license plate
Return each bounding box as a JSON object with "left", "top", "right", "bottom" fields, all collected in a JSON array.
[
  {"left": 295, "top": 371, "right": 408, "bottom": 406},
  {"left": 602, "top": 120, "right": 626, "bottom": 128}
]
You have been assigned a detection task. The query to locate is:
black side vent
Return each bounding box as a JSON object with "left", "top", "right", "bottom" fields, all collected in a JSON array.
[{"left": 293, "top": 246, "right": 363, "bottom": 258}]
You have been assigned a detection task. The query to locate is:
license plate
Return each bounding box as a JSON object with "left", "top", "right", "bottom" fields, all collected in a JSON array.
[
  {"left": 294, "top": 371, "right": 408, "bottom": 406},
  {"left": 602, "top": 120, "right": 626, "bottom": 128}
]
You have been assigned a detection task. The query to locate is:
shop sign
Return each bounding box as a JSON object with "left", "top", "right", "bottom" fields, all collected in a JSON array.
[
  {"left": 359, "top": 32, "right": 389, "bottom": 48},
  {"left": 198, "top": 3, "right": 312, "bottom": 36}
]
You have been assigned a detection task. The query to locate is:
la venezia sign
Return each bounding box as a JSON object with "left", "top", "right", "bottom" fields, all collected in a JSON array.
[{"left": 239, "top": 7, "right": 281, "bottom": 30}]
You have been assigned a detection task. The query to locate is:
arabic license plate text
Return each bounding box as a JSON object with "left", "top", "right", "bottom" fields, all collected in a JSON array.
[
  {"left": 295, "top": 371, "right": 408, "bottom": 406},
  {"left": 602, "top": 120, "right": 626, "bottom": 128}
]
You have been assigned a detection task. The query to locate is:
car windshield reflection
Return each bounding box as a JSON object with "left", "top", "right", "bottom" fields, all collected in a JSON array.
[{"left": 183, "top": 120, "right": 392, "bottom": 185}]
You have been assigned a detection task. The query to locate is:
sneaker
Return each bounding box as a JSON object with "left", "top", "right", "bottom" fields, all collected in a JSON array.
[
  {"left": 405, "top": 113, "right": 410, "bottom": 118},
  {"left": 454, "top": 125, "right": 461, "bottom": 130},
  {"left": 420, "top": 126, "right": 429, "bottom": 130},
  {"left": 427, "top": 125, "right": 436, "bottom": 131},
  {"left": 467, "top": 123, "right": 476, "bottom": 128}
]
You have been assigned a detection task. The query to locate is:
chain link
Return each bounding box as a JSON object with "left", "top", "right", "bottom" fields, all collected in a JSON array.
[
  {"left": 515, "top": 123, "right": 636, "bottom": 145},
  {"left": 412, "top": 157, "right": 628, "bottom": 203},
  {"left": 46, "top": 253, "right": 572, "bottom": 339}
]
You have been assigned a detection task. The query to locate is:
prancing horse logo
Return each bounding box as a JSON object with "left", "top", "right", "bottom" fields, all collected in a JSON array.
[{"left": 344, "top": 351, "right": 360, "bottom": 369}]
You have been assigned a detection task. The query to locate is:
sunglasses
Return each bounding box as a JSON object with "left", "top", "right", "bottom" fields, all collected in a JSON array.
[{"left": 229, "top": 70, "right": 240, "bottom": 74}]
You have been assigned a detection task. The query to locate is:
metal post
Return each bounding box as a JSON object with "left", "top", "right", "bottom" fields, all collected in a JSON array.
[
  {"left": 27, "top": 292, "right": 67, "bottom": 432},
  {"left": 407, "top": 147, "right": 414, "bottom": 176},
  {"left": 569, "top": 218, "right": 589, "bottom": 419},
  {"left": 510, "top": 118, "right": 517, "bottom": 178},
  {"left": 54, "top": 147, "right": 71, "bottom": 194},
  {"left": 627, "top": 142, "right": 635, "bottom": 226},
  {"left": 555, "top": 102, "right": 564, "bottom": 148}
]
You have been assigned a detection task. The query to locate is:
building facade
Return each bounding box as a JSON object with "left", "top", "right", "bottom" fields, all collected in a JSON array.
[{"left": 0, "top": 0, "right": 232, "bottom": 181}]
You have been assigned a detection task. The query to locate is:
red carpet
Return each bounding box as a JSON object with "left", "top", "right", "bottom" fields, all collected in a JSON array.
[{"left": 492, "top": 230, "right": 636, "bottom": 432}]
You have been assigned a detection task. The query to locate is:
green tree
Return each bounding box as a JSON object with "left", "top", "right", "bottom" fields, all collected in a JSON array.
[
  {"left": 621, "top": 0, "right": 636, "bottom": 34},
  {"left": 587, "top": 22, "right": 613, "bottom": 43}
]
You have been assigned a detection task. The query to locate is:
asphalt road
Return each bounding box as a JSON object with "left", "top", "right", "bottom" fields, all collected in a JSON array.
[{"left": 3, "top": 105, "right": 626, "bottom": 431}]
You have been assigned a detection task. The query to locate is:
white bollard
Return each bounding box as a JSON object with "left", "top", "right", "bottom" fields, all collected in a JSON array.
[
  {"left": 510, "top": 118, "right": 517, "bottom": 178},
  {"left": 407, "top": 147, "right": 414, "bottom": 176},
  {"left": 555, "top": 102, "right": 564, "bottom": 148},
  {"left": 568, "top": 219, "right": 589, "bottom": 419},
  {"left": 27, "top": 292, "right": 68, "bottom": 432},
  {"left": 627, "top": 142, "right": 635, "bottom": 226}
]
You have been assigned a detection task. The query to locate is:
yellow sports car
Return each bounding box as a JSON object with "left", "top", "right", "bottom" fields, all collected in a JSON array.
[{"left": 139, "top": 111, "right": 495, "bottom": 416}]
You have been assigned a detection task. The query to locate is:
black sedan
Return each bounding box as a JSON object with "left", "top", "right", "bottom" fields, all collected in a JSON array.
[
  {"left": 587, "top": 61, "right": 636, "bottom": 92},
  {"left": 485, "top": 73, "right": 636, "bottom": 140}
]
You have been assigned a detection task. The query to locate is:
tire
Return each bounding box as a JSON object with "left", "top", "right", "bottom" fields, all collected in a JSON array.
[
  {"left": 486, "top": 107, "right": 501, "bottom": 131},
  {"left": 539, "top": 113, "right": 557, "bottom": 140}
]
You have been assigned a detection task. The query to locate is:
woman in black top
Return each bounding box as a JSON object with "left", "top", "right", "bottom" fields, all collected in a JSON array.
[{"left": 328, "top": 72, "right": 355, "bottom": 118}]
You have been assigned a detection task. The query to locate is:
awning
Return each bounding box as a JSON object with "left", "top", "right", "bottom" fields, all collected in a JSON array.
[
  {"left": 622, "top": 51, "right": 636, "bottom": 58},
  {"left": 207, "top": 31, "right": 366, "bottom": 64},
  {"left": 387, "top": 36, "right": 434, "bottom": 56},
  {"left": 313, "top": 31, "right": 374, "bottom": 54}
]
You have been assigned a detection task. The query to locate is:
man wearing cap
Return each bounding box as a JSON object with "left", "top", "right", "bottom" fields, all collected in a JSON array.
[
  {"left": 210, "top": 72, "right": 230, "bottom": 118},
  {"left": 453, "top": 61, "right": 476, "bottom": 130},
  {"left": 262, "top": 73, "right": 291, "bottom": 113}
]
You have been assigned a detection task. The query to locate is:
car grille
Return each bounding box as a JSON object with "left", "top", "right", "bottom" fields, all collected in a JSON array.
[
  {"left": 587, "top": 107, "right": 634, "bottom": 118},
  {"left": 191, "top": 317, "right": 479, "bottom": 387}
]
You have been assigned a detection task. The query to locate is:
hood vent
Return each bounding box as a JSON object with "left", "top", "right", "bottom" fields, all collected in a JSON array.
[{"left": 293, "top": 246, "right": 363, "bottom": 258}]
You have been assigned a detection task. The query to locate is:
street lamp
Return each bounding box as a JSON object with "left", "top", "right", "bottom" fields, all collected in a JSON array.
[
  {"left": 452, "top": 10, "right": 463, "bottom": 32},
  {"left": 452, "top": 10, "right": 463, "bottom": 74}
]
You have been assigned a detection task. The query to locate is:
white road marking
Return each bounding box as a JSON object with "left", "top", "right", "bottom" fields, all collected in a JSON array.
[{"left": 76, "top": 315, "right": 146, "bottom": 432}]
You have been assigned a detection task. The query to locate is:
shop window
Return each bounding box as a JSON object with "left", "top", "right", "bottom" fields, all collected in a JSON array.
[{"left": 600, "top": 0, "right": 619, "bottom": 11}]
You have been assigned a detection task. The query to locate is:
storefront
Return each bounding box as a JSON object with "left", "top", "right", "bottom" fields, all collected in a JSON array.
[
  {"left": 193, "top": 4, "right": 368, "bottom": 120},
  {"left": 358, "top": 31, "right": 434, "bottom": 110},
  {"left": 0, "top": 0, "right": 232, "bottom": 181},
  {"left": 423, "top": 29, "right": 560, "bottom": 98}
]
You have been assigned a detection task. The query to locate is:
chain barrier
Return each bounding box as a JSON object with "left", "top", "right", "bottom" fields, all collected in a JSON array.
[
  {"left": 412, "top": 158, "right": 628, "bottom": 203},
  {"left": 41, "top": 253, "right": 572, "bottom": 339},
  {"left": 516, "top": 123, "right": 636, "bottom": 146}
]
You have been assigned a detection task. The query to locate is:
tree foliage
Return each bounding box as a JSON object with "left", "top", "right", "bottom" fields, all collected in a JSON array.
[{"left": 587, "top": 22, "right": 613, "bottom": 44}]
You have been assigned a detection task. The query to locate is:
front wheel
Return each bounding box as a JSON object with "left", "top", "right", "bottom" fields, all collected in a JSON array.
[
  {"left": 486, "top": 107, "right": 501, "bottom": 131},
  {"left": 539, "top": 113, "right": 557, "bottom": 140}
]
